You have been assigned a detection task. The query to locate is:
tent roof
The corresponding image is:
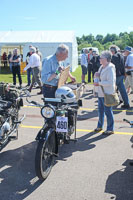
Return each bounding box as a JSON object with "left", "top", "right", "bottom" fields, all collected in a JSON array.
[{"left": 0, "top": 31, "right": 75, "bottom": 44}]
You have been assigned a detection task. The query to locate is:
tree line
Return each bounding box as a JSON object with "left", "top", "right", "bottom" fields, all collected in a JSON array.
[{"left": 77, "top": 32, "right": 133, "bottom": 52}]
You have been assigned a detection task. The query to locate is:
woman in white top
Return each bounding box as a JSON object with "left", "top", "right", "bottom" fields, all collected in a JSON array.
[{"left": 93, "top": 51, "right": 116, "bottom": 135}]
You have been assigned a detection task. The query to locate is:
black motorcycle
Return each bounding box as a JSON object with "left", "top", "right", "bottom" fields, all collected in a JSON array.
[
  {"left": 27, "top": 97, "right": 82, "bottom": 181},
  {"left": 0, "top": 95, "right": 24, "bottom": 151},
  {"left": 123, "top": 119, "right": 133, "bottom": 166},
  {"left": 130, "top": 136, "right": 133, "bottom": 166}
]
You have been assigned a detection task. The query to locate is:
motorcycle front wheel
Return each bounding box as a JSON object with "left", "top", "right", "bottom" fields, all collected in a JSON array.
[{"left": 35, "top": 131, "right": 56, "bottom": 181}]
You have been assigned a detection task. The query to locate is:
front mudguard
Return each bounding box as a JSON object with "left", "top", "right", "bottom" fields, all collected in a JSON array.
[{"left": 35, "top": 124, "right": 58, "bottom": 154}]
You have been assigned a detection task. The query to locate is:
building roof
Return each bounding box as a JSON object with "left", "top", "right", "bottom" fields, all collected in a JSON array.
[{"left": 0, "top": 30, "right": 75, "bottom": 44}]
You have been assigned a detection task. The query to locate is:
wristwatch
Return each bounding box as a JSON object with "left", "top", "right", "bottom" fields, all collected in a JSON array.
[{"left": 55, "top": 70, "right": 60, "bottom": 75}]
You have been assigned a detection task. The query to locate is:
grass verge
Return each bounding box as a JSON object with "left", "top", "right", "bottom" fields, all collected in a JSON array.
[{"left": 0, "top": 65, "right": 91, "bottom": 84}]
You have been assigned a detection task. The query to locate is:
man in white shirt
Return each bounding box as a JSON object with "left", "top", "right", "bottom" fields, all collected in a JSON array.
[
  {"left": 124, "top": 46, "right": 133, "bottom": 94},
  {"left": 81, "top": 49, "right": 88, "bottom": 83},
  {"left": 24, "top": 47, "right": 42, "bottom": 94}
]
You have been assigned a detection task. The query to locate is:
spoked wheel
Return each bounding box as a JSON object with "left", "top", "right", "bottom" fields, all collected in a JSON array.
[
  {"left": 11, "top": 108, "right": 19, "bottom": 129},
  {"left": 35, "top": 131, "right": 56, "bottom": 181}
]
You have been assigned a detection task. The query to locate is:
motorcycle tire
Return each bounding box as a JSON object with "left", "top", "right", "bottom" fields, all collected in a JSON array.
[{"left": 35, "top": 131, "right": 56, "bottom": 181}]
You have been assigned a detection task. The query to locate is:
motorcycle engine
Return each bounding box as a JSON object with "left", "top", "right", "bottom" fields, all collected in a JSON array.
[{"left": 0, "top": 115, "right": 11, "bottom": 139}]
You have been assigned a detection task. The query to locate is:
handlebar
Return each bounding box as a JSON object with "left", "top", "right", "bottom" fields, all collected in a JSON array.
[
  {"left": 26, "top": 96, "right": 79, "bottom": 110},
  {"left": 26, "top": 97, "right": 43, "bottom": 107},
  {"left": 123, "top": 119, "right": 133, "bottom": 125}
]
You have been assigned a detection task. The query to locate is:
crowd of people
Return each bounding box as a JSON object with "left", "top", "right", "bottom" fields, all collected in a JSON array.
[
  {"left": 23, "top": 44, "right": 76, "bottom": 97},
  {"left": 81, "top": 45, "right": 133, "bottom": 105},
  {"left": 1, "top": 44, "right": 133, "bottom": 136},
  {"left": 80, "top": 45, "right": 133, "bottom": 135}
]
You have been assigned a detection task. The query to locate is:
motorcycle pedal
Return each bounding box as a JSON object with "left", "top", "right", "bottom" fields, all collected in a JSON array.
[
  {"left": 9, "top": 136, "right": 18, "bottom": 140},
  {"left": 14, "top": 121, "right": 21, "bottom": 124}
]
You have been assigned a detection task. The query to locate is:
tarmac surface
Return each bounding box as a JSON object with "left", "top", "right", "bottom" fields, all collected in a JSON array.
[{"left": 0, "top": 84, "right": 133, "bottom": 200}]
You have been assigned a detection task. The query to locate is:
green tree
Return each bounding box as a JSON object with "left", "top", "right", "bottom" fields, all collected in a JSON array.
[
  {"left": 78, "top": 42, "right": 91, "bottom": 51},
  {"left": 114, "top": 39, "right": 125, "bottom": 49},
  {"left": 119, "top": 32, "right": 128, "bottom": 38},
  {"left": 102, "top": 33, "right": 119, "bottom": 44},
  {"left": 92, "top": 41, "right": 104, "bottom": 51},
  {"left": 96, "top": 34, "right": 103, "bottom": 43},
  {"left": 81, "top": 34, "right": 94, "bottom": 44},
  {"left": 129, "top": 32, "right": 133, "bottom": 46},
  {"left": 121, "top": 34, "right": 131, "bottom": 48},
  {"left": 103, "top": 42, "right": 112, "bottom": 50},
  {"left": 77, "top": 36, "right": 82, "bottom": 45}
]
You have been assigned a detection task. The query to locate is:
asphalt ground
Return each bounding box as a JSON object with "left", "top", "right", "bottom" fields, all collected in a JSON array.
[{"left": 0, "top": 84, "right": 133, "bottom": 200}]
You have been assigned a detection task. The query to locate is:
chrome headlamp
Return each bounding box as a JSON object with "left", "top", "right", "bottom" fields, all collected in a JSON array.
[{"left": 41, "top": 105, "right": 55, "bottom": 119}]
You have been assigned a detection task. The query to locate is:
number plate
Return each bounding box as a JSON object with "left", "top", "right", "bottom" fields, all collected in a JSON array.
[{"left": 56, "top": 116, "right": 68, "bottom": 132}]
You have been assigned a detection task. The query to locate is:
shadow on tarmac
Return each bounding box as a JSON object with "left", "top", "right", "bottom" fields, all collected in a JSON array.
[
  {"left": 57, "top": 131, "right": 108, "bottom": 161},
  {"left": 77, "top": 109, "right": 98, "bottom": 120},
  {"left": 105, "top": 159, "right": 133, "bottom": 200},
  {"left": 0, "top": 131, "right": 111, "bottom": 200},
  {"left": 82, "top": 89, "right": 94, "bottom": 100},
  {"left": 0, "top": 141, "right": 42, "bottom": 200}
]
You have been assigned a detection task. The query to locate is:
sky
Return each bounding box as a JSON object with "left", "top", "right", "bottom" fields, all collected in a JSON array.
[{"left": 0, "top": 0, "right": 133, "bottom": 37}]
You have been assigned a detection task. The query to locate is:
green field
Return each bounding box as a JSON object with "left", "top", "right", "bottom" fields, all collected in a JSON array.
[{"left": 0, "top": 65, "right": 90, "bottom": 84}]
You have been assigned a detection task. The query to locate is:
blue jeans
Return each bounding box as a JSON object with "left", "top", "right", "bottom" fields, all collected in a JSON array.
[
  {"left": 97, "top": 97, "right": 114, "bottom": 131},
  {"left": 27, "top": 67, "right": 32, "bottom": 86},
  {"left": 116, "top": 76, "right": 129, "bottom": 105}
]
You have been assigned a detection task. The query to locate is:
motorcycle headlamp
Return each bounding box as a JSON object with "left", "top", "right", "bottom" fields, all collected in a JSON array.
[{"left": 41, "top": 105, "right": 55, "bottom": 119}]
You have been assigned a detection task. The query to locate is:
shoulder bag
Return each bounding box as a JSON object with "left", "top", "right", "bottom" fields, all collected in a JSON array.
[{"left": 100, "top": 85, "right": 119, "bottom": 107}]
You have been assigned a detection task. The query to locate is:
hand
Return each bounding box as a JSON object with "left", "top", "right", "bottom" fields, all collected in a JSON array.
[
  {"left": 58, "top": 66, "right": 64, "bottom": 73},
  {"left": 94, "top": 72, "right": 100, "bottom": 77},
  {"left": 71, "top": 76, "right": 76, "bottom": 83},
  {"left": 94, "top": 82, "right": 99, "bottom": 86}
]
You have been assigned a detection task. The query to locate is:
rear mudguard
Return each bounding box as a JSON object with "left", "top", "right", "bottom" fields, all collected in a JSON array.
[{"left": 36, "top": 124, "right": 58, "bottom": 154}]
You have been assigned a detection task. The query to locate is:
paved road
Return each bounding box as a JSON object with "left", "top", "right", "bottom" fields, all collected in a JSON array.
[{"left": 0, "top": 85, "right": 133, "bottom": 200}]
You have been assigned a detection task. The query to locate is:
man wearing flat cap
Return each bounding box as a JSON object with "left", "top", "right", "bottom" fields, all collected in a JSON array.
[
  {"left": 124, "top": 46, "right": 133, "bottom": 95},
  {"left": 24, "top": 46, "right": 42, "bottom": 94}
]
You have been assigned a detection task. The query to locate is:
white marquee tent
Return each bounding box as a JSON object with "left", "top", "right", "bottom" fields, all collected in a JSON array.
[{"left": 0, "top": 30, "right": 78, "bottom": 71}]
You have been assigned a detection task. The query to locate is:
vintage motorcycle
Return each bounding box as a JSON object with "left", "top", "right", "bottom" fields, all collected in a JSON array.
[
  {"left": 130, "top": 136, "right": 133, "bottom": 166},
  {"left": 0, "top": 83, "right": 24, "bottom": 151},
  {"left": 27, "top": 86, "right": 82, "bottom": 181},
  {"left": 123, "top": 118, "right": 133, "bottom": 166}
]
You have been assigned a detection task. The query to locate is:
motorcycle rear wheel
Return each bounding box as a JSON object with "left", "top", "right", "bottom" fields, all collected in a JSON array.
[{"left": 35, "top": 131, "right": 56, "bottom": 181}]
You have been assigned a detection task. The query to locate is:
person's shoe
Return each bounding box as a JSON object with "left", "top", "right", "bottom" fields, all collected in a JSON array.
[
  {"left": 25, "top": 84, "right": 30, "bottom": 87},
  {"left": 102, "top": 131, "right": 114, "bottom": 135},
  {"left": 119, "top": 100, "right": 123, "bottom": 104},
  {"left": 37, "top": 90, "right": 42, "bottom": 95},
  {"left": 121, "top": 104, "right": 130, "bottom": 109},
  {"left": 28, "top": 85, "right": 33, "bottom": 93},
  {"left": 36, "top": 85, "right": 40, "bottom": 89},
  {"left": 28, "top": 87, "right": 32, "bottom": 92},
  {"left": 94, "top": 128, "right": 102, "bottom": 133},
  {"left": 82, "top": 81, "right": 87, "bottom": 84}
]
